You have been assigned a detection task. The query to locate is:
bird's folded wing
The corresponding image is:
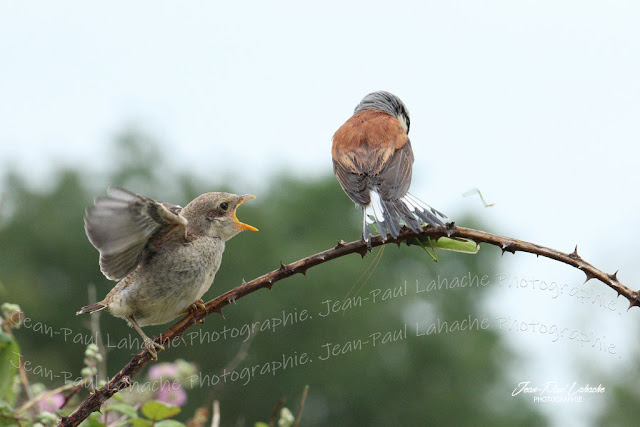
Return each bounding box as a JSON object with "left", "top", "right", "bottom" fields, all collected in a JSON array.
[
  {"left": 84, "top": 187, "right": 187, "bottom": 280},
  {"left": 374, "top": 142, "right": 414, "bottom": 201},
  {"left": 332, "top": 159, "right": 370, "bottom": 205}
]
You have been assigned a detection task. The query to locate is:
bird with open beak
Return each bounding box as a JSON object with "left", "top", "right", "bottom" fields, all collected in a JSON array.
[
  {"left": 78, "top": 187, "right": 258, "bottom": 359},
  {"left": 332, "top": 91, "right": 446, "bottom": 246}
]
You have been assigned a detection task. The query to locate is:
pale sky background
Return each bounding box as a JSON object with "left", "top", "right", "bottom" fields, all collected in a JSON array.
[{"left": 1, "top": 1, "right": 639, "bottom": 425}]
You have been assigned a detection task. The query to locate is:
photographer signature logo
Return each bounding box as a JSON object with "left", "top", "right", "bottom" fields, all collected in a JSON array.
[{"left": 512, "top": 381, "right": 605, "bottom": 403}]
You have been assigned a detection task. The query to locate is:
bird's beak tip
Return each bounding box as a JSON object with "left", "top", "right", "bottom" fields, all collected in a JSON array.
[{"left": 233, "top": 195, "right": 258, "bottom": 231}]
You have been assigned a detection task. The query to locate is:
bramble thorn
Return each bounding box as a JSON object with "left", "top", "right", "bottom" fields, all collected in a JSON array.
[
  {"left": 569, "top": 245, "right": 580, "bottom": 260},
  {"left": 356, "top": 246, "right": 368, "bottom": 258}
]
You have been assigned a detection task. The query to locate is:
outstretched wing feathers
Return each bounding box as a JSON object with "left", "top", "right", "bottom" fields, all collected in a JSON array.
[{"left": 84, "top": 187, "right": 186, "bottom": 281}]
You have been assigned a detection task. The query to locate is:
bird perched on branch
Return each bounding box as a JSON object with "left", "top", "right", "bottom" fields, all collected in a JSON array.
[
  {"left": 332, "top": 91, "right": 447, "bottom": 246},
  {"left": 77, "top": 187, "right": 258, "bottom": 359}
]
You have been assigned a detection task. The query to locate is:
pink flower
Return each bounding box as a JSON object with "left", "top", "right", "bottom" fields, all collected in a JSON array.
[
  {"left": 157, "top": 383, "right": 187, "bottom": 407},
  {"left": 38, "top": 392, "right": 65, "bottom": 413},
  {"left": 148, "top": 363, "right": 180, "bottom": 381}
]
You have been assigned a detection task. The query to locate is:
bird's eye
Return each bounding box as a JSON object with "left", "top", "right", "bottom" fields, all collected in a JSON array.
[{"left": 219, "top": 202, "right": 229, "bottom": 210}]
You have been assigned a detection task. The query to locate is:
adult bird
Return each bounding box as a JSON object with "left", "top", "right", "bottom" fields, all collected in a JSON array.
[
  {"left": 332, "top": 91, "right": 446, "bottom": 245},
  {"left": 78, "top": 187, "right": 258, "bottom": 359}
]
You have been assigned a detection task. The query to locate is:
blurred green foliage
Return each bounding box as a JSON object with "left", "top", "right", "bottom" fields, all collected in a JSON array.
[{"left": 0, "top": 130, "right": 548, "bottom": 425}]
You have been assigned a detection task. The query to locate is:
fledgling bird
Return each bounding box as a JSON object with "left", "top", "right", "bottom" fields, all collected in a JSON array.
[
  {"left": 77, "top": 187, "right": 258, "bottom": 359},
  {"left": 332, "top": 91, "right": 446, "bottom": 245}
]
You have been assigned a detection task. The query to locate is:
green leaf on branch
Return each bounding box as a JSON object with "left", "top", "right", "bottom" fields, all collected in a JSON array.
[
  {"left": 141, "top": 401, "right": 181, "bottom": 421},
  {"left": 130, "top": 419, "right": 153, "bottom": 427},
  {"left": 0, "top": 400, "right": 15, "bottom": 417},
  {"left": 86, "top": 412, "right": 107, "bottom": 427},
  {"left": 155, "top": 420, "right": 187, "bottom": 427},
  {"left": 105, "top": 402, "right": 138, "bottom": 419},
  {"left": 131, "top": 419, "right": 185, "bottom": 427},
  {"left": 0, "top": 331, "right": 20, "bottom": 401}
]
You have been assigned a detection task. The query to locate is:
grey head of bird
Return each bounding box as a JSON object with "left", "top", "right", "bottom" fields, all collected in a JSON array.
[{"left": 182, "top": 192, "right": 258, "bottom": 241}]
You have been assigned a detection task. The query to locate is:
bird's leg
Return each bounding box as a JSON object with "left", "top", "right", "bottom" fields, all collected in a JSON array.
[
  {"left": 128, "top": 315, "right": 164, "bottom": 360},
  {"left": 192, "top": 299, "right": 207, "bottom": 323},
  {"left": 192, "top": 299, "right": 207, "bottom": 313},
  {"left": 180, "top": 299, "right": 207, "bottom": 324}
]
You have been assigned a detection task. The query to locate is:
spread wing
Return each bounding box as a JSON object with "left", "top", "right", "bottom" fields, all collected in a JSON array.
[{"left": 84, "top": 187, "right": 187, "bottom": 281}]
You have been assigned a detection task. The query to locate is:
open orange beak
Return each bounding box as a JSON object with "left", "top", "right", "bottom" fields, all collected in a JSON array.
[{"left": 233, "top": 195, "right": 258, "bottom": 231}]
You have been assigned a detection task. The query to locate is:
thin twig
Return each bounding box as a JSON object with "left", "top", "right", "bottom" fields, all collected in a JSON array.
[
  {"left": 16, "top": 350, "right": 35, "bottom": 406},
  {"left": 294, "top": 385, "right": 309, "bottom": 427},
  {"left": 17, "top": 382, "right": 79, "bottom": 414},
  {"left": 88, "top": 283, "right": 107, "bottom": 383},
  {"left": 268, "top": 397, "right": 287, "bottom": 427},
  {"left": 59, "top": 385, "right": 83, "bottom": 410},
  {"left": 59, "top": 223, "right": 636, "bottom": 426},
  {"left": 211, "top": 400, "right": 220, "bottom": 427}
]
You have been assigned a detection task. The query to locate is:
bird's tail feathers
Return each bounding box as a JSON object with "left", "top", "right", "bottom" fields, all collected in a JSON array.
[
  {"left": 76, "top": 303, "right": 108, "bottom": 315},
  {"left": 400, "top": 192, "right": 447, "bottom": 228},
  {"left": 364, "top": 191, "right": 446, "bottom": 242}
]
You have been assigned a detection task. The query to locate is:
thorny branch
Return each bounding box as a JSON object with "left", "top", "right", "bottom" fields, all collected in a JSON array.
[{"left": 59, "top": 223, "right": 636, "bottom": 426}]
